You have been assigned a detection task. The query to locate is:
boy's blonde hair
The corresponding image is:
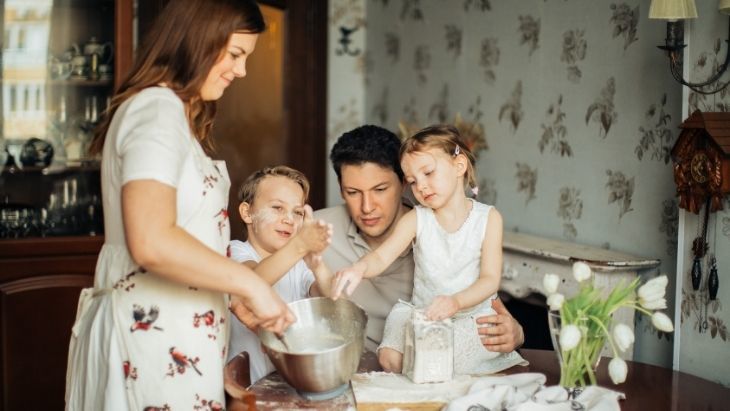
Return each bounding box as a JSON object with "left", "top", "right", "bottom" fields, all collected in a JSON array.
[
  {"left": 400, "top": 124, "right": 477, "bottom": 191},
  {"left": 237, "top": 165, "right": 310, "bottom": 205}
]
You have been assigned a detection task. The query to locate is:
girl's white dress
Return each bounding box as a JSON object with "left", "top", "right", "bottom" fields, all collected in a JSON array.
[
  {"left": 380, "top": 200, "right": 526, "bottom": 374},
  {"left": 65, "top": 87, "right": 231, "bottom": 410}
]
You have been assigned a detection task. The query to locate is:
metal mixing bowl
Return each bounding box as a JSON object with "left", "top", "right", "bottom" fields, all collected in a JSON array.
[{"left": 258, "top": 297, "right": 367, "bottom": 398}]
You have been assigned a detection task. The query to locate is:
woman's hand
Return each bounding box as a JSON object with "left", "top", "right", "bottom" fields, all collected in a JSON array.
[
  {"left": 229, "top": 295, "right": 259, "bottom": 332},
  {"left": 425, "top": 295, "right": 460, "bottom": 321},
  {"left": 292, "top": 205, "right": 333, "bottom": 255},
  {"left": 232, "top": 284, "right": 295, "bottom": 334},
  {"left": 331, "top": 262, "right": 365, "bottom": 300},
  {"left": 475, "top": 298, "right": 524, "bottom": 352}
]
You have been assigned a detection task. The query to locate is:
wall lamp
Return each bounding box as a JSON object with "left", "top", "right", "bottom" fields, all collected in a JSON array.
[{"left": 650, "top": 0, "right": 730, "bottom": 94}]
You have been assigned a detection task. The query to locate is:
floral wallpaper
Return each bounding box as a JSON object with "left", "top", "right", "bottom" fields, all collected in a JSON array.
[
  {"left": 326, "top": 0, "right": 367, "bottom": 205},
  {"left": 327, "top": 0, "right": 730, "bottom": 384},
  {"left": 358, "top": 0, "right": 681, "bottom": 370}
]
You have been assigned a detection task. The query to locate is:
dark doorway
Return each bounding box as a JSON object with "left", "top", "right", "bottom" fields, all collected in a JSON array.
[{"left": 500, "top": 291, "right": 554, "bottom": 351}]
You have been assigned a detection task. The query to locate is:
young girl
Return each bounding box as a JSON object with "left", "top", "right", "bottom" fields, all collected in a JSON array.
[{"left": 333, "top": 124, "right": 525, "bottom": 375}]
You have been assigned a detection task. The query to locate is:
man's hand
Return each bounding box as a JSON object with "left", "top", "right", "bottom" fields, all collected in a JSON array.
[{"left": 476, "top": 298, "right": 524, "bottom": 352}]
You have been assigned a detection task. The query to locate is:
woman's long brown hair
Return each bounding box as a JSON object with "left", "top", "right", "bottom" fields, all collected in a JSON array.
[{"left": 89, "top": 0, "right": 265, "bottom": 156}]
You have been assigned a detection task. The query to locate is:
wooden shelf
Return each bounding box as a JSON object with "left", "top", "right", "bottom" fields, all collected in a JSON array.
[
  {"left": 2, "top": 161, "right": 100, "bottom": 175},
  {"left": 0, "top": 235, "right": 103, "bottom": 259},
  {"left": 47, "top": 78, "right": 113, "bottom": 87}
]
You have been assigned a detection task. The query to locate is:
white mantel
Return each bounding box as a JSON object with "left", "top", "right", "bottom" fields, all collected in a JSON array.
[{"left": 501, "top": 231, "right": 661, "bottom": 360}]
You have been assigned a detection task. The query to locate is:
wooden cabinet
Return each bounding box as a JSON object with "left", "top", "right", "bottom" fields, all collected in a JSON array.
[
  {"left": 0, "top": 1, "right": 328, "bottom": 408},
  {"left": 0, "top": 0, "right": 132, "bottom": 409},
  {"left": 0, "top": 236, "right": 102, "bottom": 410}
]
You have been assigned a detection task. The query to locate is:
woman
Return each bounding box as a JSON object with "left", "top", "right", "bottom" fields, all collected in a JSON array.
[{"left": 65, "top": 0, "right": 299, "bottom": 409}]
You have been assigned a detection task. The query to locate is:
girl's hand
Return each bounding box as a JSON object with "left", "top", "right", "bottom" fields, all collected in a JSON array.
[
  {"left": 331, "top": 262, "right": 365, "bottom": 300},
  {"left": 293, "top": 205, "right": 333, "bottom": 254},
  {"left": 425, "top": 295, "right": 460, "bottom": 321}
]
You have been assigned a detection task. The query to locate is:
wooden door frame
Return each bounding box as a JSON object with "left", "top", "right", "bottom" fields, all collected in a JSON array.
[{"left": 260, "top": 0, "right": 328, "bottom": 209}]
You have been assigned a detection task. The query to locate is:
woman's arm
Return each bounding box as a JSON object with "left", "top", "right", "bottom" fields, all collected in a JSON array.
[
  {"left": 332, "top": 209, "right": 417, "bottom": 298},
  {"left": 122, "top": 180, "right": 294, "bottom": 333}
]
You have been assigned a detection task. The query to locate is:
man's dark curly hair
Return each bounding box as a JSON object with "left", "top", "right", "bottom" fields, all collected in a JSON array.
[{"left": 330, "top": 125, "right": 404, "bottom": 183}]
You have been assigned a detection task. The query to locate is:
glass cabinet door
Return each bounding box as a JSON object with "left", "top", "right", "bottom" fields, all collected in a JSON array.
[
  {"left": 2, "top": 0, "right": 115, "bottom": 168},
  {"left": 0, "top": 0, "right": 123, "bottom": 239}
]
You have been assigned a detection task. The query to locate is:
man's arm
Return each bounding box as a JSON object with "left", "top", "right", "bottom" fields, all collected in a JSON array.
[{"left": 475, "top": 297, "right": 525, "bottom": 352}]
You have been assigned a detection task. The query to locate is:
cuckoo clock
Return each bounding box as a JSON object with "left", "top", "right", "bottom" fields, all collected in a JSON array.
[{"left": 671, "top": 110, "right": 730, "bottom": 213}]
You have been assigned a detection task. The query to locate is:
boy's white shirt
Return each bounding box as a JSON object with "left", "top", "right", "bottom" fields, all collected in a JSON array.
[{"left": 227, "top": 239, "right": 315, "bottom": 383}]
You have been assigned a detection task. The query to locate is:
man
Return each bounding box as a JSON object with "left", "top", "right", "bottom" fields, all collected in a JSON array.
[{"left": 314, "top": 125, "right": 524, "bottom": 353}]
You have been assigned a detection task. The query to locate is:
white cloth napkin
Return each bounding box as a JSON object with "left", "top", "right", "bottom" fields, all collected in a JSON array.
[{"left": 445, "top": 373, "right": 625, "bottom": 411}]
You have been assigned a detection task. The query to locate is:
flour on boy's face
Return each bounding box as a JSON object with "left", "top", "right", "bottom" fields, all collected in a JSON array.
[{"left": 247, "top": 176, "right": 306, "bottom": 256}]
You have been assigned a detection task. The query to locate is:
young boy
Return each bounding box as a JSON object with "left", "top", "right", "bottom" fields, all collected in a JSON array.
[{"left": 227, "top": 165, "right": 335, "bottom": 383}]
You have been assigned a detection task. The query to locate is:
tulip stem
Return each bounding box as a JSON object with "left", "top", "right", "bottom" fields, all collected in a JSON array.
[
  {"left": 588, "top": 315, "right": 620, "bottom": 358},
  {"left": 626, "top": 303, "right": 653, "bottom": 317}
]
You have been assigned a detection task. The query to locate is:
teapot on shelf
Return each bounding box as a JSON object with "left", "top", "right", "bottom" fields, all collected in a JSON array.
[
  {"left": 82, "top": 37, "right": 114, "bottom": 64},
  {"left": 66, "top": 37, "right": 114, "bottom": 80}
]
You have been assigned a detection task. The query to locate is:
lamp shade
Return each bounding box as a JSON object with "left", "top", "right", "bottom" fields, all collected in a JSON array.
[
  {"left": 720, "top": 0, "right": 730, "bottom": 15},
  {"left": 649, "top": 0, "right": 698, "bottom": 19}
]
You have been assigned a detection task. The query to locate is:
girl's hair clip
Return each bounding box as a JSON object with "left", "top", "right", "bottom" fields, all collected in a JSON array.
[
  {"left": 454, "top": 145, "right": 461, "bottom": 156},
  {"left": 470, "top": 186, "right": 479, "bottom": 198}
]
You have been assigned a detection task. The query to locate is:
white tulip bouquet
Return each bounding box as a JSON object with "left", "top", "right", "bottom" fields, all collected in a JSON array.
[{"left": 545, "top": 262, "right": 674, "bottom": 389}]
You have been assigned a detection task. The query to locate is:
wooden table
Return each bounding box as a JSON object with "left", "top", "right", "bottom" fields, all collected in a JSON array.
[{"left": 225, "top": 349, "right": 730, "bottom": 410}]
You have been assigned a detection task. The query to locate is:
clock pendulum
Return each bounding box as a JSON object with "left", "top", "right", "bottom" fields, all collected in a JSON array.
[
  {"left": 709, "top": 255, "right": 719, "bottom": 301},
  {"left": 691, "top": 199, "right": 710, "bottom": 291}
]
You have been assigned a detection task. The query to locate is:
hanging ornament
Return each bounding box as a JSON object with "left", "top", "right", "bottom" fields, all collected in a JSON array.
[
  {"left": 692, "top": 257, "right": 703, "bottom": 291},
  {"left": 709, "top": 256, "right": 719, "bottom": 301},
  {"left": 691, "top": 199, "right": 711, "bottom": 291}
]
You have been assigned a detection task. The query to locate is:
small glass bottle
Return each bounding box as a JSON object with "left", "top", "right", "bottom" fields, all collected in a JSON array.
[{"left": 49, "top": 95, "right": 68, "bottom": 165}]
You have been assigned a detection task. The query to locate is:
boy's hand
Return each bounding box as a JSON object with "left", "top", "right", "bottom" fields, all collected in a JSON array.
[
  {"left": 294, "top": 205, "right": 333, "bottom": 254},
  {"left": 331, "top": 262, "right": 365, "bottom": 300},
  {"left": 425, "top": 295, "right": 460, "bottom": 321}
]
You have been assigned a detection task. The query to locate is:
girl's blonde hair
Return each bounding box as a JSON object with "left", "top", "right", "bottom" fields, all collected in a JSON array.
[{"left": 400, "top": 124, "right": 477, "bottom": 191}]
